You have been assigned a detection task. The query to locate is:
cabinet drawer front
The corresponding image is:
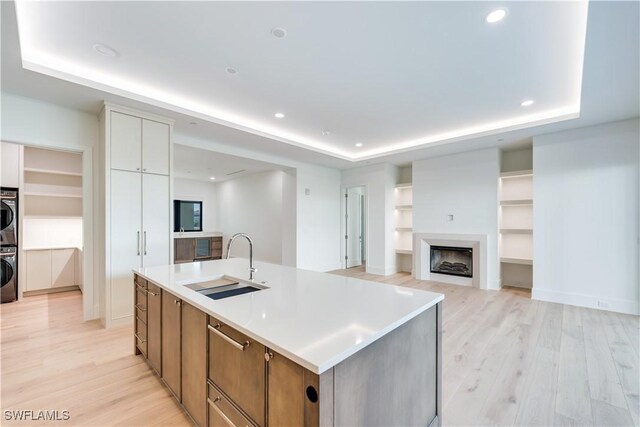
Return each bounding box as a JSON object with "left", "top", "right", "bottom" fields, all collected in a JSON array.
[
  {"left": 135, "top": 317, "right": 147, "bottom": 356},
  {"left": 208, "top": 317, "right": 265, "bottom": 426},
  {"left": 135, "top": 288, "right": 147, "bottom": 310},
  {"left": 208, "top": 382, "right": 257, "bottom": 427},
  {"left": 211, "top": 239, "right": 223, "bottom": 250}
]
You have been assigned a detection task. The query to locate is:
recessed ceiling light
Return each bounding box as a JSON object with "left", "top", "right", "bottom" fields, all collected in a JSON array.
[
  {"left": 355, "top": 142, "right": 363, "bottom": 147},
  {"left": 322, "top": 130, "right": 332, "bottom": 136},
  {"left": 485, "top": 9, "right": 507, "bottom": 24},
  {"left": 209, "top": 177, "right": 216, "bottom": 180},
  {"left": 520, "top": 99, "right": 535, "bottom": 107},
  {"left": 190, "top": 121, "right": 197, "bottom": 125},
  {"left": 225, "top": 67, "right": 238, "bottom": 75},
  {"left": 93, "top": 43, "right": 117, "bottom": 57},
  {"left": 274, "top": 112, "right": 285, "bottom": 119},
  {"left": 271, "top": 27, "right": 287, "bottom": 39}
]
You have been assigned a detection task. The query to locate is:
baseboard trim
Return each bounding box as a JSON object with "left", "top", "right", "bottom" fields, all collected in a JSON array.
[
  {"left": 532, "top": 288, "right": 639, "bottom": 315},
  {"left": 23, "top": 285, "right": 80, "bottom": 296}
]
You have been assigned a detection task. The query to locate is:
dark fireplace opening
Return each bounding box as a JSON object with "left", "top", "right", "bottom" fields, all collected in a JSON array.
[{"left": 430, "top": 246, "right": 473, "bottom": 278}]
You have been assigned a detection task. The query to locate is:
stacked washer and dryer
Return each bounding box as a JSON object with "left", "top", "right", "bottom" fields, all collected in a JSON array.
[{"left": 1, "top": 187, "right": 18, "bottom": 303}]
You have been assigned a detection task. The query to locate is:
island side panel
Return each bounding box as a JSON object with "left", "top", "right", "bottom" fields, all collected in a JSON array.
[{"left": 331, "top": 303, "right": 440, "bottom": 426}]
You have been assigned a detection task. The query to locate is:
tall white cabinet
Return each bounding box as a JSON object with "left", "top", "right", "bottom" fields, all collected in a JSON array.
[{"left": 100, "top": 104, "right": 173, "bottom": 327}]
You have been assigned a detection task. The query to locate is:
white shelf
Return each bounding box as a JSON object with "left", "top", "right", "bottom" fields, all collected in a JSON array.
[
  {"left": 395, "top": 183, "right": 413, "bottom": 189},
  {"left": 395, "top": 204, "right": 413, "bottom": 210},
  {"left": 396, "top": 249, "right": 413, "bottom": 255},
  {"left": 500, "top": 228, "right": 533, "bottom": 234},
  {"left": 500, "top": 169, "right": 533, "bottom": 178},
  {"left": 24, "top": 167, "right": 82, "bottom": 177},
  {"left": 500, "top": 199, "right": 533, "bottom": 206},
  {"left": 501, "top": 257, "right": 533, "bottom": 266},
  {"left": 25, "top": 192, "right": 82, "bottom": 199}
]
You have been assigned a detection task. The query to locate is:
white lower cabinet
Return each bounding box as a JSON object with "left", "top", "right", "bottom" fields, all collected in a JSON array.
[{"left": 26, "top": 248, "right": 78, "bottom": 292}]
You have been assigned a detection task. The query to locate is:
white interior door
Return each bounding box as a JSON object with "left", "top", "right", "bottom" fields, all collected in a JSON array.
[
  {"left": 110, "top": 170, "right": 142, "bottom": 320},
  {"left": 345, "top": 187, "right": 363, "bottom": 268},
  {"left": 142, "top": 173, "right": 170, "bottom": 268}
]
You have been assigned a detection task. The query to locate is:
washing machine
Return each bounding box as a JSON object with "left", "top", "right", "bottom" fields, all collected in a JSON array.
[
  {"left": 1, "top": 246, "right": 17, "bottom": 303},
  {"left": 1, "top": 188, "right": 18, "bottom": 246}
]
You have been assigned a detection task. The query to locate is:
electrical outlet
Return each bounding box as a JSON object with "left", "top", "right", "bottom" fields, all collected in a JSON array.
[
  {"left": 448, "top": 214, "right": 454, "bottom": 221},
  {"left": 305, "top": 188, "right": 311, "bottom": 196},
  {"left": 597, "top": 300, "right": 611, "bottom": 308}
]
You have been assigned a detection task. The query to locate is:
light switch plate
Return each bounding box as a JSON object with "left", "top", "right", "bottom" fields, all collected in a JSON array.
[{"left": 448, "top": 214, "right": 454, "bottom": 221}]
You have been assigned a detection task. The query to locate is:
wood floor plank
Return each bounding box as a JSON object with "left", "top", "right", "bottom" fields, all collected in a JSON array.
[
  {"left": 555, "top": 304, "right": 594, "bottom": 426},
  {"left": 591, "top": 399, "right": 635, "bottom": 427},
  {"left": 582, "top": 307, "right": 629, "bottom": 409}
]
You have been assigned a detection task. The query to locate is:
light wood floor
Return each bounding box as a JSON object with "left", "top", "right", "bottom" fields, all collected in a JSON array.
[{"left": 1, "top": 272, "right": 638, "bottom": 426}]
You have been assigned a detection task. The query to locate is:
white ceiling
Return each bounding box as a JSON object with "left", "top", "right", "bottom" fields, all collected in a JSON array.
[
  {"left": 13, "top": 1, "right": 590, "bottom": 161},
  {"left": 1, "top": 2, "right": 638, "bottom": 169},
  {"left": 173, "top": 144, "right": 284, "bottom": 183}
]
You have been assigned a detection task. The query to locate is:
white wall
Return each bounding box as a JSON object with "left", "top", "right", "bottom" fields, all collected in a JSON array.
[
  {"left": 501, "top": 147, "right": 533, "bottom": 172},
  {"left": 217, "top": 170, "right": 284, "bottom": 264},
  {"left": 533, "top": 118, "right": 639, "bottom": 315},
  {"left": 413, "top": 148, "right": 500, "bottom": 289},
  {"left": 1, "top": 92, "right": 99, "bottom": 321},
  {"left": 22, "top": 218, "right": 83, "bottom": 249},
  {"left": 173, "top": 178, "right": 218, "bottom": 232},
  {"left": 177, "top": 134, "right": 342, "bottom": 273}
]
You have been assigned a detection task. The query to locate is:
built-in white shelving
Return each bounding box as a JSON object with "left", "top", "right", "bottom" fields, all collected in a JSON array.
[
  {"left": 23, "top": 147, "right": 83, "bottom": 217},
  {"left": 395, "top": 181, "right": 413, "bottom": 267},
  {"left": 499, "top": 169, "right": 533, "bottom": 289}
]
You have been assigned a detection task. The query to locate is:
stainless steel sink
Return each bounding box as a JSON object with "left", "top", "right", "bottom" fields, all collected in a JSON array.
[{"left": 185, "top": 276, "right": 268, "bottom": 301}]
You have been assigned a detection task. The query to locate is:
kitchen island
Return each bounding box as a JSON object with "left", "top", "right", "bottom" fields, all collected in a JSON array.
[{"left": 133, "top": 258, "right": 443, "bottom": 427}]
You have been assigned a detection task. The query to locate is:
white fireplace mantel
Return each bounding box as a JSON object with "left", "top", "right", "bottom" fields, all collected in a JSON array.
[{"left": 413, "top": 233, "right": 488, "bottom": 289}]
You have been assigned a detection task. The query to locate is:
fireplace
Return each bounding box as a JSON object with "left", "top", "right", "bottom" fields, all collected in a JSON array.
[{"left": 430, "top": 246, "right": 473, "bottom": 278}]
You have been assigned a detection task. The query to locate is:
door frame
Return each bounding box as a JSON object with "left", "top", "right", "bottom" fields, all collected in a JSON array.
[
  {"left": 2, "top": 140, "right": 95, "bottom": 321},
  {"left": 340, "top": 184, "right": 369, "bottom": 270}
]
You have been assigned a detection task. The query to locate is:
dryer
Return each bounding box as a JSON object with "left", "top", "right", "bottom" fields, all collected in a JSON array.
[
  {"left": 1, "top": 188, "right": 18, "bottom": 246},
  {"left": 0, "top": 246, "right": 17, "bottom": 303}
]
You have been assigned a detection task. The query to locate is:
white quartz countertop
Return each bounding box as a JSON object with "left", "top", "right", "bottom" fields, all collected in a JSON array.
[
  {"left": 173, "top": 232, "right": 222, "bottom": 239},
  {"left": 134, "top": 258, "right": 443, "bottom": 374},
  {"left": 23, "top": 246, "right": 82, "bottom": 251}
]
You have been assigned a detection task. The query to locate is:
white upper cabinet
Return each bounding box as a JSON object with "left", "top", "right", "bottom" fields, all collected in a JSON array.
[
  {"left": 111, "top": 112, "right": 142, "bottom": 172},
  {"left": 142, "top": 120, "right": 170, "bottom": 175},
  {"left": 111, "top": 111, "right": 170, "bottom": 175}
]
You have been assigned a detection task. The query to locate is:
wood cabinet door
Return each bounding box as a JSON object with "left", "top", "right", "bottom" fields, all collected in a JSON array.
[
  {"left": 182, "top": 302, "right": 207, "bottom": 427},
  {"left": 110, "top": 111, "right": 142, "bottom": 172},
  {"left": 146, "top": 283, "right": 162, "bottom": 374},
  {"left": 142, "top": 119, "right": 170, "bottom": 175},
  {"left": 267, "top": 351, "right": 319, "bottom": 427},
  {"left": 174, "top": 238, "right": 195, "bottom": 263},
  {"left": 51, "top": 249, "right": 75, "bottom": 287},
  {"left": 142, "top": 173, "right": 170, "bottom": 268},
  {"left": 161, "top": 290, "right": 181, "bottom": 400},
  {"left": 209, "top": 317, "right": 266, "bottom": 426},
  {"left": 25, "top": 250, "right": 52, "bottom": 291},
  {"left": 110, "top": 170, "right": 142, "bottom": 320}
]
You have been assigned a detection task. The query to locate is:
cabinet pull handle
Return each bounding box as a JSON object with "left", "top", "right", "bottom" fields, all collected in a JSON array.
[
  {"left": 174, "top": 299, "right": 181, "bottom": 305},
  {"left": 147, "top": 290, "right": 158, "bottom": 297},
  {"left": 207, "top": 397, "right": 236, "bottom": 427},
  {"left": 135, "top": 304, "right": 146, "bottom": 312},
  {"left": 143, "top": 231, "right": 147, "bottom": 255},
  {"left": 137, "top": 231, "right": 141, "bottom": 256},
  {"left": 208, "top": 324, "right": 250, "bottom": 351},
  {"left": 134, "top": 333, "right": 146, "bottom": 343}
]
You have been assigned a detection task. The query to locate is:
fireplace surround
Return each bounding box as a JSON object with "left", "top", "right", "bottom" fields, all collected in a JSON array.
[{"left": 413, "top": 233, "right": 488, "bottom": 289}]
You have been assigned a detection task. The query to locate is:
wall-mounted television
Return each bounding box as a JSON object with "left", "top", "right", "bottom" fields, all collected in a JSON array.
[{"left": 174, "top": 200, "right": 202, "bottom": 232}]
